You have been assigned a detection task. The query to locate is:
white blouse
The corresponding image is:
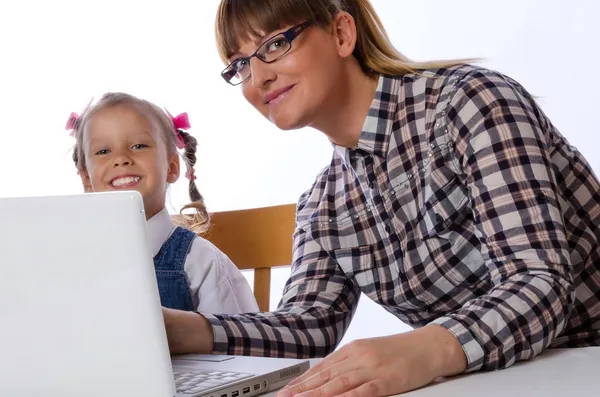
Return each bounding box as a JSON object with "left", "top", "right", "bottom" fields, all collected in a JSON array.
[{"left": 147, "top": 208, "right": 259, "bottom": 314}]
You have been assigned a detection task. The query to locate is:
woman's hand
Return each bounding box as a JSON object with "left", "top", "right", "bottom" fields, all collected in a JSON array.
[{"left": 276, "top": 325, "right": 466, "bottom": 397}]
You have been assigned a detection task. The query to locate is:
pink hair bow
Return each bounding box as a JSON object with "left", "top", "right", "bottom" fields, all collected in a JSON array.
[
  {"left": 165, "top": 108, "right": 196, "bottom": 181},
  {"left": 165, "top": 109, "right": 191, "bottom": 150},
  {"left": 65, "top": 97, "right": 94, "bottom": 137},
  {"left": 65, "top": 112, "right": 79, "bottom": 137}
]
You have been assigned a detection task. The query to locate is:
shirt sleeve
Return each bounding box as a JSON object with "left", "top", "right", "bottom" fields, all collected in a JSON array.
[
  {"left": 187, "top": 242, "right": 260, "bottom": 314},
  {"left": 192, "top": 252, "right": 259, "bottom": 314},
  {"left": 201, "top": 190, "right": 362, "bottom": 358},
  {"left": 431, "top": 69, "right": 575, "bottom": 372}
]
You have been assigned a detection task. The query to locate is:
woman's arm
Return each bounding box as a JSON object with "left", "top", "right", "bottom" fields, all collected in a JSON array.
[
  {"left": 433, "top": 68, "right": 575, "bottom": 372},
  {"left": 206, "top": 227, "right": 361, "bottom": 357},
  {"left": 164, "top": 190, "right": 363, "bottom": 358}
]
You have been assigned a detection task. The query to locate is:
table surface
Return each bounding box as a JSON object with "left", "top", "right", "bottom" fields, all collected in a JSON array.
[{"left": 263, "top": 347, "right": 599, "bottom": 397}]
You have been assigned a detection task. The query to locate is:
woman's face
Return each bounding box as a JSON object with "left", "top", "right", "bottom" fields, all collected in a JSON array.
[{"left": 232, "top": 16, "right": 353, "bottom": 131}]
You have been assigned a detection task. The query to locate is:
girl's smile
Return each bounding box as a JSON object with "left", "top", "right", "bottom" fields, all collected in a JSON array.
[{"left": 110, "top": 174, "right": 142, "bottom": 189}]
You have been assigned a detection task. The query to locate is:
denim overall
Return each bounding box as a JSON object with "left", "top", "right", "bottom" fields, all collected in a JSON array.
[{"left": 153, "top": 227, "right": 196, "bottom": 311}]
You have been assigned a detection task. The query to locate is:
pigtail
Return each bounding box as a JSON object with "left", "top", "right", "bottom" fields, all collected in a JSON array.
[
  {"left": 72, "top": 147, "right": 80, "bottom": 167},
  {"left": 178, "top": 130, "right": 211, "bottom": 235}
]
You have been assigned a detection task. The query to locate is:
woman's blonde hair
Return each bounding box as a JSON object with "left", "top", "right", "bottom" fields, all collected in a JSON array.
[
  {"left": 70, "top": 93, "right": 210, "bottom": 234},
  {"left": 215, "top": 0, "right": 471, "bottom": 76}
]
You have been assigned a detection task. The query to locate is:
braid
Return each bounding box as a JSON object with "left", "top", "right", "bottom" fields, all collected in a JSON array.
[
  {"left": 178, "top": 130, "right": 211, "bottom": 235},
  {"left": 72, "top": 146, "right": 79, "bottom": 168}
]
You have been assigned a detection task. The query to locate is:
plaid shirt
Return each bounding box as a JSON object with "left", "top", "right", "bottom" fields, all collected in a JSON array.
[{"left": 205, "top": 64, "right": 600, "bottom": 372}]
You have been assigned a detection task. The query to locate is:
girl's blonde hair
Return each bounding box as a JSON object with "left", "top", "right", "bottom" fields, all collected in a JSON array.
[
  {"left": 71, "top": 92, "right": 210, "bottom": 234},
  {"left": 215, "top": 0, "right": 472, "bottom": 76}
]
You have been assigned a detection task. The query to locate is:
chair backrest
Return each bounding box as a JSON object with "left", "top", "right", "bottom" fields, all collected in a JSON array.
[{"left": 173, "top": 203, "right": 296, "bottom": 311}]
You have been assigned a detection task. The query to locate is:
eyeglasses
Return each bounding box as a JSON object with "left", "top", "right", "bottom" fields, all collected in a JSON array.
[{"left": 221, "top": 21, "right": 311, "bottom": 86}]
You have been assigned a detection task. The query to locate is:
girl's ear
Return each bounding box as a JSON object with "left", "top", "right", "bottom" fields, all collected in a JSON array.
[
  {"left": 166, "top": 153, "right": 180, "bottom": 184},
  {"left": 78, "top": 170, "right": 93, "bottom": 193}
]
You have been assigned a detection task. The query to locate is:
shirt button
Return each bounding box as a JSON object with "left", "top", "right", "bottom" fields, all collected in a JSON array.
[
  {"left": 384, "top": 225, "right": 391, "bottom": 234},
  {"left": 368, "top": 181, "right": 374, "bottom": 189},
  {"left": 536, "top": 190, "right": 548, "bottom": 203}
]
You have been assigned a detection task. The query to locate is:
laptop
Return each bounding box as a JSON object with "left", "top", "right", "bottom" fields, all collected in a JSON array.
[{"left": 0, "top": 191, "right": 309, "bottom": 397}]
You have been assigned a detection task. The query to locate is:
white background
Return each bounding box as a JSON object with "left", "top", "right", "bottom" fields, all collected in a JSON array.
[{"left": 1, "top": 0, "right": 598, "bottom": 346}]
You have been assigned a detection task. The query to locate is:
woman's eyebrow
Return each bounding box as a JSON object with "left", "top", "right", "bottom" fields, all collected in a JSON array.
[
  {"left": 229, "top": 31, "right": 272, "bottom": 61},
  {"left": 228, "top": 52, "right": 244, "bottom": 61}
]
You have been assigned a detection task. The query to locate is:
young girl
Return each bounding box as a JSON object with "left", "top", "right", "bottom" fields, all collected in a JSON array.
[{"left": 66, "top": 92, "right": 258, "bottom": 315}]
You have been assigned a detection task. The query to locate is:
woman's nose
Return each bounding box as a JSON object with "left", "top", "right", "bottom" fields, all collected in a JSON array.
[{"left": 250, "top": 57, "right": 276, "bottom": 88}]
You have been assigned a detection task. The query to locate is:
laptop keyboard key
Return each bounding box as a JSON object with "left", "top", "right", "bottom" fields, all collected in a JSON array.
[{"left": 174, "top": 369, "right": 253, "bottom": 393}]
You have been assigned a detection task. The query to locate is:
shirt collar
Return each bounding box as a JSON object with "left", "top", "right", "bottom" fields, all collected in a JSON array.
[
  {"left": 334, "top": 74, "right": 400, "bottom": 164},
  {"left": 146, "top": 207, "right": 175, "bottom": 257}
]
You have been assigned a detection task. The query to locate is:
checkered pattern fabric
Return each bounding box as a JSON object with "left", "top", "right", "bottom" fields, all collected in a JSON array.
[{"left": 204, "top": 65, "right": 600, "bottom": 371}]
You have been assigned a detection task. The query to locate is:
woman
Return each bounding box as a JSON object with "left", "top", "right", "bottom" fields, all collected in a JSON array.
[{"left": 162, "top": 0, "right": 600, "bottom": 395}]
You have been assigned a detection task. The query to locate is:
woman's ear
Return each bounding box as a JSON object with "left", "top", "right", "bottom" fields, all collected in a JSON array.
[
  {"left": 332, "top": 11, "right": 358, "bottom": 59},
  {"left": 78, "top": 169, "right": 93, "bottom": 193},
  {"left": 166, "top": 153, "right": 180, "bottom": 184}
]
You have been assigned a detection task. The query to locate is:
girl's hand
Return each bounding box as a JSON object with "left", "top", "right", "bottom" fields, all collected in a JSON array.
[{"left": 276, "top": 325, "right": 466, "bottom": 397}]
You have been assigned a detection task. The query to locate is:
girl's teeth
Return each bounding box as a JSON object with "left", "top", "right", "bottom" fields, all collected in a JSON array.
[{"left": 112, "top": 176, "right": 140, "bottom": 187}]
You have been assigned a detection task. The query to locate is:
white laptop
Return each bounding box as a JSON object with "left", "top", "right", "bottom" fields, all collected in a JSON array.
[{"left": 0, "top": 191, "right": 309, "bottom": 397}]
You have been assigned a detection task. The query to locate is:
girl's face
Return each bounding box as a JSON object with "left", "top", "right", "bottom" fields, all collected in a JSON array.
[
  {"left": 233, "top": 16, "right": 352, "bottom": 132},
  {"left": 82, "top": 105, "right": 179, "bottom": 219}
]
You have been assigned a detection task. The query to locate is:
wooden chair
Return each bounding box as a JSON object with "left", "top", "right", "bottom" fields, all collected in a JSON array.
[{"left": 174, "top": 204, "right": 296, "bottom": 311}]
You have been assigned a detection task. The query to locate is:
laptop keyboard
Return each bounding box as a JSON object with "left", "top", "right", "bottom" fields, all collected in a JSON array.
[{"left": 174, "top": 370, "right": 253, "bottom": 395}]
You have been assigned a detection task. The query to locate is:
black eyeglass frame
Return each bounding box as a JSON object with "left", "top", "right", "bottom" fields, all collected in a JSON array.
[{"left": 221, "top": 21, "right": 312, "bottom": 86}]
